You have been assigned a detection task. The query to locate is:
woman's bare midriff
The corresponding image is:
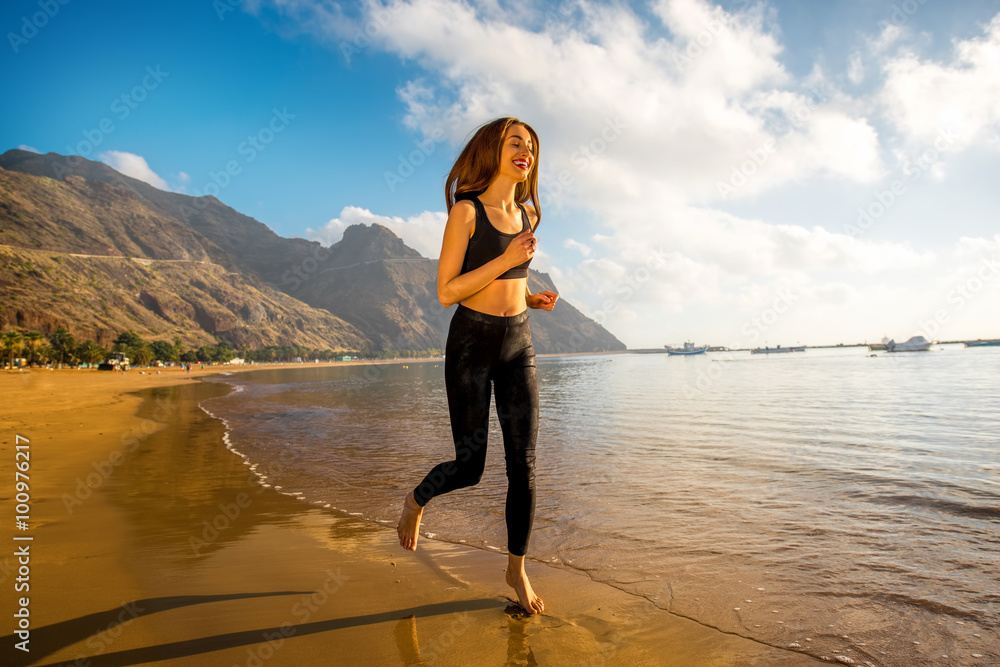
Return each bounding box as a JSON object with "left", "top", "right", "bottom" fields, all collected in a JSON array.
[{"left": 460, "top": 277, "right": 527, "bottom": 316}]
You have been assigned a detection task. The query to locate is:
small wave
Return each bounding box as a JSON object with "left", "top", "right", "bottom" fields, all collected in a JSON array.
[
  {"left": 197, "top": 385, "right": 280, "bottom": 497},
  {"left": 809, "top": 589, "right": 984, "bottom": 621},
  {"left": 864, "top": 493, "right": 1000, "bottom": 521}
]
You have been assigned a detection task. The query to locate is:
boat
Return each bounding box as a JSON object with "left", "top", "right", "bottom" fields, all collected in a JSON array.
[
  {"left": 963, "top": 339, "right": 1000, "bottom": 347},
  {"left": 665, "top": 342, "right": 708, "bottom": 355},
  {"left": 868, "top": 336, "right": 891, "bottom": 351},
  {"left": 750, "top": 345, "right": 802, "bottom": 354},
  {"left": 885, "top": 336, "right": 933, "bottom": 352}
]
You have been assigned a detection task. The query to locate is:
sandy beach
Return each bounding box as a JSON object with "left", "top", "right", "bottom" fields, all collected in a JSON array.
[{"left": 0, "top": 364, "right": 823, "bottom": 666}]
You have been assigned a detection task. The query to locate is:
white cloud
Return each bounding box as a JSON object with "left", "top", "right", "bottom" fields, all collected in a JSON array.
[
  {"left": 870, "top": 23, "right": 904, "bottom": 55},
  {"left": 847, "top": 52, "right": 864, "bottom": 84},
  {"left": 342, "top": 0, "right": 884, "bottom": 208},
  {"left": 671, "top": 209, "right": 935, "bottom": 275},
  {"left": 563, "top": 238, "right": 592, "bottom": 257},
  {"left": 239, "top": 0, "right": 355, "bottom": 41},
  {"left": 881, "top": 14, "right": 1000, "bottom": 149},
  {"left": 17, "top": 144, "right": 40, "bottom": 153},
  {"left": 247, "top": 0, "right": 888, "bottom": 208},
  {"left": 306, "top": 205, "right": 446, "bottom": 257},
  {"left": 97, "top": 150, "right": 170, "bottom": 190},
  {"left": 539, "top": 199, "right": 941, "bottom": 346},
  {"left": 954, "top": 234, "right": 1000, "bottom": 260}
]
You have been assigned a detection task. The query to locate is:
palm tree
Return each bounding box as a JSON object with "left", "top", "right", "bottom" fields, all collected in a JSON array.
[
  {"left": 34, "top": 344, "right": 55, "bottom": 366},
  {"left": 76, "top": 340, "right": 107, "bottom": 366},
  {"left": 115, "top": 330, "right": 144, "bottom": 350},
  {"left": 22, "top": 331, "right": 44, "bottom": 365},
  {"left": 131, "top": 343, "right": 154, "bottom": 367},
  {"left": 49, "top": 327, "right": 76, "bottom": 367},
  {"left": 2, "top": 330, "right": 23, "bottom": 369}
]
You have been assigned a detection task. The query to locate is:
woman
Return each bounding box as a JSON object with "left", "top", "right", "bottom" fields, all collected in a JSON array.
[{"left": 397, "top": 117, "right": 557, "bottom": 615}]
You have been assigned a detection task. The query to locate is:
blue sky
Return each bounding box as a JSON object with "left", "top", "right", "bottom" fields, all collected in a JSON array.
[{"left": 3, "top": 0, "right": 1000, "bottom": 348}]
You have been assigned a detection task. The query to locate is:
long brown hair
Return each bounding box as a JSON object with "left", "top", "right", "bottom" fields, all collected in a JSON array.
[{"left": 445, "top": 117, "right": 541, "bottom": 227}]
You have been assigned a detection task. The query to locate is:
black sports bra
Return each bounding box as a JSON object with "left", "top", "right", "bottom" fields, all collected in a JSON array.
[{"left": 460, "top": 196, "right": 532, "bottom": 280}]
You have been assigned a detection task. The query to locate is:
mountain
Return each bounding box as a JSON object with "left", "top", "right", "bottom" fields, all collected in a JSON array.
[
  {"left": 0, "top": 165, "right": 366, "bottom": 349},
  {"left": 0, "top": 148, "right": 625, "bottom": 354}
]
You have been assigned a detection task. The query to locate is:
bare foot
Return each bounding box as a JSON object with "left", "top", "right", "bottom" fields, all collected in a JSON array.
[
  {"left": 396, "top": 491, "right": 423, "bottom": 551},
  {"left": 505, "top": 555, "right": 544, "bottom": 614}
]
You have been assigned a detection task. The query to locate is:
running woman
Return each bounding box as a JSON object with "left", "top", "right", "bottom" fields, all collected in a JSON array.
[{"left": 397, "top": 117, "right": 557, "bottom": 615}]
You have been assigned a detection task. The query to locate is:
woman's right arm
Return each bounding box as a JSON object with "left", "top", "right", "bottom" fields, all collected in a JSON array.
[{"left": 437, "top": 201, "right": 535, "bottom": 308}]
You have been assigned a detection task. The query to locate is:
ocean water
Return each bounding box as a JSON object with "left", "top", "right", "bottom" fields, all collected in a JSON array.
[{"left": 201, "top": 344, "right": 999, "bottom": 666}]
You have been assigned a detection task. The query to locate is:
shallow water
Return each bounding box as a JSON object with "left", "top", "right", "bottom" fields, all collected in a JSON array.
[{"left": 202, "top": 344, "right": 1000, "bottom": 666}]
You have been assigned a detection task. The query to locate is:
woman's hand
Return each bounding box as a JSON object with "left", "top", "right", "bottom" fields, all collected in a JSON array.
[
  {"left": 503, "top": 229, "right": 537, "bottom": 268},
  {"left": 527, "top": 291, "right": 558, "bottom": 311}
]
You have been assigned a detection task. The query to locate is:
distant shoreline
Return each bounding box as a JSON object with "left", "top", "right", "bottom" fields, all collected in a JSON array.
[{"left": 635, "top": 340, "right": 995, "bottom": 353}]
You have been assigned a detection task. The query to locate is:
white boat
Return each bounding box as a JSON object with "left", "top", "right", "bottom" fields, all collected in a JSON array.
[
  {"left": 885, "top": 336, "right": 933, "bottom": 352},
  {"left": 665, "top": 342, "right": 708, "bottom": 355},
  {"left": 750, "top": 345, "right": 802, "bottom": 354}
]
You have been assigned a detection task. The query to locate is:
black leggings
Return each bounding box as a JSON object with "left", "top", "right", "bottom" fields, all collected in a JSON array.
[{"left": 412, "top": 305, "right": 538, "bottom": 557}]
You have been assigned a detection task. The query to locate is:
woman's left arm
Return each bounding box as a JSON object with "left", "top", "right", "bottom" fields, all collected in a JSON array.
[{"left": 523, "top": 203, "right": 559, "bottom": 311}]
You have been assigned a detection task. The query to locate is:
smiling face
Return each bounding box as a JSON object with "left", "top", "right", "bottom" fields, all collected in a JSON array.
[
  {"left": 445, "top": 117, "right": 541, "bottom": 219},
  {"left": 499, "top": 123, "right": 535, "bottom": 182}
]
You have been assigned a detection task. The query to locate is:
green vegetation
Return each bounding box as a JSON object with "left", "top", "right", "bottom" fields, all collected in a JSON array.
[
  {"left": 49, "top": 327, "right": 76, "bottom": 366},
  {"left": 76, "top": 339, "right": 107, "bottom": 365},
  {"left": 1, "top": 326, "right": 440, "bottom": 369},
  {"left": 1, "top": 329, "right": 22, "bottom": 370}
]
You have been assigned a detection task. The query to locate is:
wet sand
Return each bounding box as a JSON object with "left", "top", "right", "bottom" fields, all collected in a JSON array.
[{"left": 0, "top": 366, "right": 823, "bottom": 666}]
